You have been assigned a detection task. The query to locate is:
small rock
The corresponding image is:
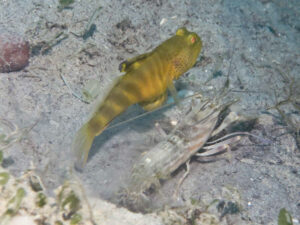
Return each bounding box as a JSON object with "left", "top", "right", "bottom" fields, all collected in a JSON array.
[{"left": 0, "top": 30, "right": 30, "bottom": 73}]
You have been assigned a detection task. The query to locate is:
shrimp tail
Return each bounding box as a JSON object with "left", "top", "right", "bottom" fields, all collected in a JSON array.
[{"left": 72, "top": 123, "right": 95, "bottom": 170}]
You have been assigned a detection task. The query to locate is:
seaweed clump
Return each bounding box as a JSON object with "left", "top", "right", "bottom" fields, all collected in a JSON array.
[
  {"left": 0, "top": 119, "right": 95, "bottom": 224},
  {"left": 0, "top": 156, "right": 96, "bottom": 225},
  {"left": 58, "top": 0, "right": 75, "bottom": 11},
  {"left": 269, "top": 68, "right": 300, "bottom": 148}
]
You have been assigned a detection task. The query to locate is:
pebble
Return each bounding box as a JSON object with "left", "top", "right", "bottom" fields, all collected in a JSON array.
[{"left": 0, "top": 30, "right": 30, "bottom": 73}]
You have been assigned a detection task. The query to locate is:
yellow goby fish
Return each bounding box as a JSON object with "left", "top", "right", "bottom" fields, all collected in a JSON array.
[{"left": 73, "top": 27, "right": 202, "bottom": 168}]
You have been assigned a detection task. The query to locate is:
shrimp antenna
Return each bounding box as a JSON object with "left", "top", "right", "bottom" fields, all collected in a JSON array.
[{"left": 105, "top": 92, "right": 203, "bottom": 131}]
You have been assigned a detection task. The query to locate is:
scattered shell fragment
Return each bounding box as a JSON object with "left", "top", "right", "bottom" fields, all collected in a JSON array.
[
  {"left": 160, "top": 18, "right": 167, "bottom": 26},
  {"left": 82, "top": 79, "right": 102, "bottom": 102}
]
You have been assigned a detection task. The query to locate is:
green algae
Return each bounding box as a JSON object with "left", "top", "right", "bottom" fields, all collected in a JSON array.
[
  {"left": 36, "top": 192, "right": 47, "bottom": 208},
  {"left": 58, "top": 0, "right": 75, "bottom": 11},
  {"left": 278, "top": 208, "right": 293, "bottom": 225},
  {"left": 70, "top": 213, "right": 82, "bottom": 224},
  {"left": 0, "top": 172, "right": 9, "bottom": 185}
]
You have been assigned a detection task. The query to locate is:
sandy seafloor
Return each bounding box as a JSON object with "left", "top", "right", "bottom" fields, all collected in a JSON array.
[{"left": 0, "top": 0, "right": 299, "bottom": 224}]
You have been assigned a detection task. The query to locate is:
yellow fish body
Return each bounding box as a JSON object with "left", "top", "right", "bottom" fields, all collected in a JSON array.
[{"left": 73, "top": 27, "right": 202, "bottom": 168}]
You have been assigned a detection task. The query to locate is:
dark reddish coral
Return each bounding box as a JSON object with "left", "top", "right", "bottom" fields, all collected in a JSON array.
[{"left": 0, "top": 32, "right": 30, "bottom": 73}]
